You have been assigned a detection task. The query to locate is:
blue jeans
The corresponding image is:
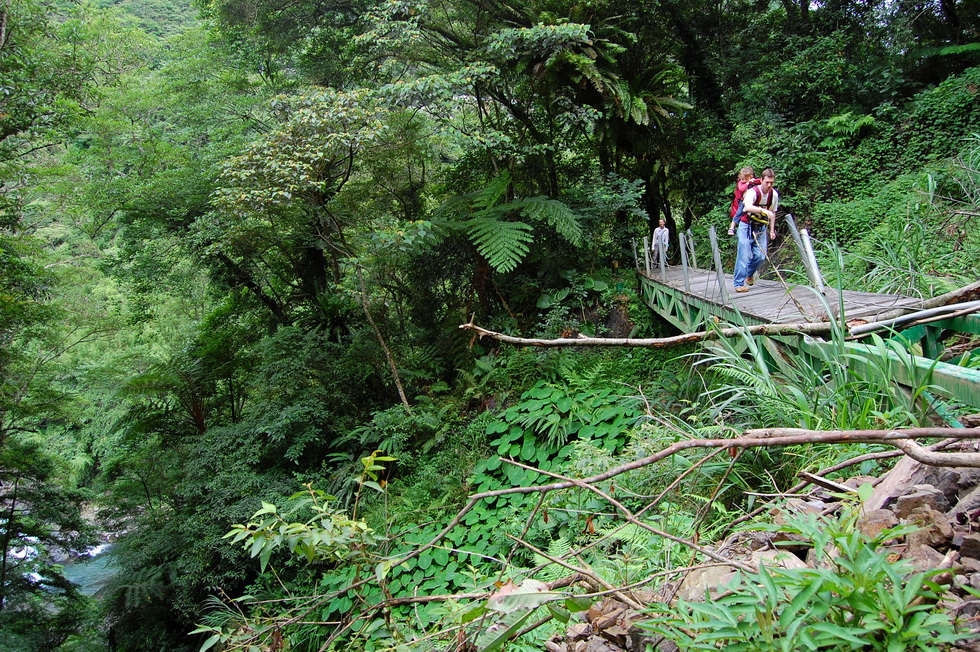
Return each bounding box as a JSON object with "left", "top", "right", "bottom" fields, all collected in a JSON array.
[{"left": 733, "top": 222, "right": 768, "bottom": 288}]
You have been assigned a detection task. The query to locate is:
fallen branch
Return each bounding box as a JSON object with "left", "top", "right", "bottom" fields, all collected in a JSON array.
[
  {"left": 461, "top": 296, "right": 980, "bottom": 348},
  {"left": 459, "top": 320, "right": 836, "bottom": 348},
  {"left": 474, "top": 429, "right": 980, "bottom": 501},
  {"left": 892, "top": 437, "right": 980, "bottom": 467},
  {"left": 872, "top": 279, "right": 980, "bottom": 323},
  {"left": 504, "top": 532, "right": 642, "bottom": 609},
  {"left": 797, "top": 471, "right": 858, "bottom": 495},
  {"left": 503, "top": 458, "right": 757, "bottom": 574},
  {"left": 921, "top": 280, "right": 980, "bottom": 310},
  {"left": 743, "top": 427, "right": 980, "bottom": 467}
]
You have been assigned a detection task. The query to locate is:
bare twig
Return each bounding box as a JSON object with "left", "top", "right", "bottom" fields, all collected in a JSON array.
[
  {"left": 691, "top": 449, "right": 740, "bottom": 541},
  {"left": 503, "top": 533, "right": 633, "bottom": 606},
  {"left": 356, "top": 266, "right": 412, "bottom": 414},
  {"left": 503, "top": 459, "right": 756, "bottom": 574},
  {"left": 797, "top": 471, "right": 858, "bottom": 495},
  {"left": 270, "top": 428, "right": 980, "bottom": 649}
]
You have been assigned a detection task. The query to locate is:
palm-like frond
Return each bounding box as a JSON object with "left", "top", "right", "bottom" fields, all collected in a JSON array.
[
  {"left": 437, "top": 172, "right": 584, "bottom": 272},
  {"left": 502, "top": 196, "right": 583, "bottom": 246},
  {"left": 463, "top": 216, "right": 533, "bottom": 273}
]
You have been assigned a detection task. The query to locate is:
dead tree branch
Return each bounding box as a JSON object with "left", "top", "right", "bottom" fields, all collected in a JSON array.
[
  {"left": 742, "top": 428, "right": 980, "bottom": 467},
  {"left": 459, "top": 320, "right": 835, "bottom": 348},
  {"left": 503, "top": 458, "right": 757, "bottom": 574},
  {"left": 872, "top": 279, "right": 980, "bottom": 323}
]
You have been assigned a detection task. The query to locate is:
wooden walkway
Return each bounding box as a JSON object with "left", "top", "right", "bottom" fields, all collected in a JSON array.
[{"left": 642, "top": 266, "right": 923, "bottom": 325}]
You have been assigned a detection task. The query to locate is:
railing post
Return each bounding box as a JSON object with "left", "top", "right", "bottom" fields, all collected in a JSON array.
[
  {"left": 678, "top": 231, "right": 691, "bottom": 292},
  {"left": 800, "top": 226, "right": 825, "bottom": 294},
  {"left": 658, "top": 239, "right": 667, "bottom": 282},
  {"left": 921, "top": 325, "right": 944, "bottom": 359},
  {"left": 785, "top": 214, "right": 823, "bottom": 293},
  {"left": 686, "top": 229, "right": 698, "bottom": 271},
  {"left": 642, "top": 236, "right": 651, "bottom": 276},
  {"left": 708, "top": 226, "right": 730, "bottom": 305}
]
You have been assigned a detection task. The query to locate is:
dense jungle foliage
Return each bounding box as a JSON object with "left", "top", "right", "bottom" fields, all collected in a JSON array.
[{"left": 1, "top": 0, "right": 979, "bottom": 647}]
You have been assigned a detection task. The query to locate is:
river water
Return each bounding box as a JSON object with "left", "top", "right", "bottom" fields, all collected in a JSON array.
[{"left": 62, "top": 544, "right": 118, "bottom": 596}]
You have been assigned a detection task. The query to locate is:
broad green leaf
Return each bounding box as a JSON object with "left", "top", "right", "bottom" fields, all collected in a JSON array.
[
  {"left": 476, "top": 611, "right": 534, "bottom": 652},
  {"left": 488, "top": 590, "right": 562, "bottom": 613},
  {"left": 547, "top": 604, "right": 571, "bottom": 623},
  {"left": 361, "top": 480, "right": 384, "bottom": 493}
]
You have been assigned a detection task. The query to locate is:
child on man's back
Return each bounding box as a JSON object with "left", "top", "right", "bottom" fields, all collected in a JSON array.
[{"left": 728, "top": 167, "right": 761, "bottom": 235}]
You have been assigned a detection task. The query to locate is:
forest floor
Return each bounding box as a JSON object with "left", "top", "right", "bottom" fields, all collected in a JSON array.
[{"left": 544, "top": 449, "right": 980, "bottom": 652}]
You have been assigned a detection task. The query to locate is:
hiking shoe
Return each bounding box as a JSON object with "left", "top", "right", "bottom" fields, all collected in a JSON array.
[
  {"left": 747, "top": 276, "right": 755, "bottom": 286},
  {"left": 735, "top": 286, "right": 749, "bottom": 293}
]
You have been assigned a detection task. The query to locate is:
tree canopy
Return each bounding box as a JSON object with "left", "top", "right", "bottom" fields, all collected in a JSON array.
[{"left": 1, "top": 0, "right": 979, "bottom": 647}]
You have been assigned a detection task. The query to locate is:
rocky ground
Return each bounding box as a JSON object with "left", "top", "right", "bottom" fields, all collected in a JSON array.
[{"left": 543, "top": 452, "right": 980, "bottom": 652}]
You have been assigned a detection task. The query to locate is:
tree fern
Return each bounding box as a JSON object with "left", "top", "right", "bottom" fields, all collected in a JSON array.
[
  {"left": 118, "top": 565, "right": 169, "bottom": 610},
  {"left": 437, "top": 171, "right": 584, "bottom": 272},
  {"left": 618, "top": 79, "right": 650, "bottom": 125},
  {"left": 472, "top": 170, "right": 513, "bottom": 212},
  {"left": 432, "top": 171, "right": 513, "bottom": 220},
  {"left": 509, "top": 196, "right": 583, "bottom": 246},
  {"left": 464, "top": 216, "right": 534, "bottom": 274}
]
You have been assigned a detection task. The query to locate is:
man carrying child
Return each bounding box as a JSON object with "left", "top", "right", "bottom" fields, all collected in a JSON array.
[{"left": 732, "top": 168, "right": 779, "bottom": 293}]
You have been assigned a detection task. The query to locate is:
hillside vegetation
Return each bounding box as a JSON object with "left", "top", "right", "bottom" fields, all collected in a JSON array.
[{"left": 0, "top": 0, "right": 979, "bottom": 648}]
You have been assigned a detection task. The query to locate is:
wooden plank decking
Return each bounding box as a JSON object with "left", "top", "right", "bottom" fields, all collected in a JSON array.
[{"left": 641, "top": 266, "right": 923, "bottom": 324}]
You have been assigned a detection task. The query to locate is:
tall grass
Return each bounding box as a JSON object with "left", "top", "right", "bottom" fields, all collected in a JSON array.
[{"left": 692, "top": 312, "right": 931, "bottom": 433}]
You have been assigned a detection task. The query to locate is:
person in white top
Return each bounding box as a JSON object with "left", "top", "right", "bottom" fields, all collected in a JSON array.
[
  {"left": 733, "top": 168, "right": 779, "bottom": 292},
  {"left": 652, "top": 218, "right": 669, "bottom": 265}
]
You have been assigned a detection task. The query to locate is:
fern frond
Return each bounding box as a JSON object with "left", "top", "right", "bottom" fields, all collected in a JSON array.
[
  {"left": 432, "top": 192, "right": 474, "bottom": 220},
  {"left": 629, "top": 95, "right": 649, "bottom": 126},
  {"left": 510, "top": 196, "right": 583, "bottom": 246},
  {"left": 464, "top": 217, "right": 533, "bottom": 273},
  {"left": 473, "top": 171, "right": 512, "bottom": 213},
  {"left": 532, "top": 537, "right": 574, "bottom": 581},
  {"left": 710, "top": 365, "right": 763, "bottom": 389},
  {"left": 433, "top": 171, "right": 513, "bottom": 221},
  {"left": 547, "top": 536, "right": 572, "bottom": 559},
  {"left": 598, "top": 523, "right": 655, "bottom": 547}
]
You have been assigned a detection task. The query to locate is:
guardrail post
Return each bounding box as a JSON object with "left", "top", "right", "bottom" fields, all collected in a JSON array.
[
  {"left": 708, "top": 226, "right": 730, "bottom": 305},
  {"left": 658, "top": 239, "right": 667, "bottom": 282},
  {"left": 785, "top": 214, "right": 824, "bottom": 293},
  {"left": 686, "top": 229, "right": 698, "bottom": 270},
  {"left": 800, "top": 226, "right": 825, "bottom": 294},
  {"left": 678, "top": 231, "right": 691, "bottom": 292},
  {"left": 642, "top": 236, "right": 651, "bottom": 276}
]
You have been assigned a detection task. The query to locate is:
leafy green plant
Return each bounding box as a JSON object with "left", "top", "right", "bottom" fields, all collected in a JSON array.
[
  {"left": 224, "top": 483, "right": 384, "bottom": 572},
  {"left": 693, "top": 301, "right": 929, "bottom": 434},
  {"left": 644, "top": 508, "right": 962, "bottom": 651}
]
